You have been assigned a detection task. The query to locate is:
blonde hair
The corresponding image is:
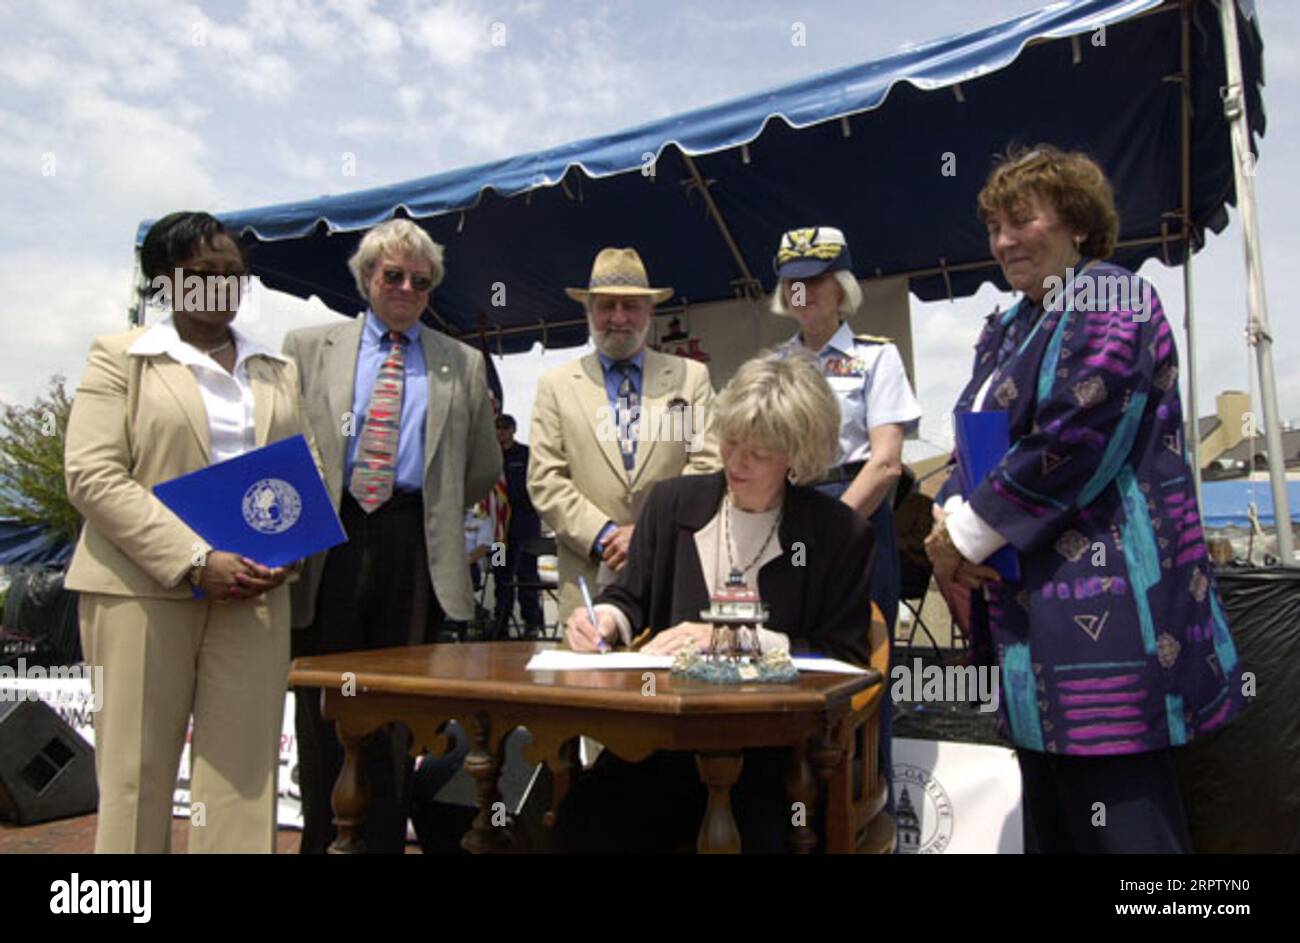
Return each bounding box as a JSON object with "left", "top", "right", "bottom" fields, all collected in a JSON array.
[
  {"left": 348, "top": 219, "right": 446, "bottom": 300},
  {"left": 977, "top": 144, "right": 1119, "bottom": 259},
  {"left": 711, "top": 350, "right": 840, "bottom": 485},
  {"left": 769, "top": 269, "right": 862, "bottom": 317}
]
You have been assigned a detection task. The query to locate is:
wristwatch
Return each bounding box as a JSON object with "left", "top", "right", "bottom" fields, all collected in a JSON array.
[{"left": 187, "top": 565, "right": 204, "bottom": 588}]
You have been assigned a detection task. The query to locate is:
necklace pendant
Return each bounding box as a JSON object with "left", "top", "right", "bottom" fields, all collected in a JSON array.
[{"left": 726, "top": 567, "right": 745, "bottom": 588}]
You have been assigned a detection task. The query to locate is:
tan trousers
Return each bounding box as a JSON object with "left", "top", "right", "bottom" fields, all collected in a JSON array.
[{"left": 78, "top": 587, "right": 290, "bottom": 853}]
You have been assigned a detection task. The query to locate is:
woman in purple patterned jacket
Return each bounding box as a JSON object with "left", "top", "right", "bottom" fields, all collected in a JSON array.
[{"left": 926, "top": 145, "right": 1245, "bottom": 853}]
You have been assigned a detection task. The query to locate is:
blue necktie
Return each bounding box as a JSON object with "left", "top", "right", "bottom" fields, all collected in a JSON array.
[{"left": 615, "top": 362, "right": 639, "bottom": 473}]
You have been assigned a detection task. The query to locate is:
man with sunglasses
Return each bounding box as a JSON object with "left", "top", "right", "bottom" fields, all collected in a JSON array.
[{"left": 282, "top": 218, "right": 500, "bottom": 854}]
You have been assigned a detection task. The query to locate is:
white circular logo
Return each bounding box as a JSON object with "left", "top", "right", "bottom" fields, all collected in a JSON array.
[
  {"left": 893, "top": 763, "right": 955, "bottom": 854},
  {"left": 241, "top": 478, "right": 301, "bottom": 534}
]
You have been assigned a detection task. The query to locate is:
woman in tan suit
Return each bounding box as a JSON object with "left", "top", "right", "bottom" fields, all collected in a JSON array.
[{"left": 65, "top": 211, "right": 313, "bottom": 853}]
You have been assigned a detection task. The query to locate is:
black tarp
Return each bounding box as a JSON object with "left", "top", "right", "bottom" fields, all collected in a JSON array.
[
  {"left": 1176, "top": 567, "right": 1300, "bottom": 853},
  {"left": 0, "top": 568, "right": 80, "bottom": 669}
]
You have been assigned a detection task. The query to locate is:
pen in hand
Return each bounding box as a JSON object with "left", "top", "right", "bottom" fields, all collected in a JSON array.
[{"left": 578, "top": 575, "right": 607, "bottom": 652}]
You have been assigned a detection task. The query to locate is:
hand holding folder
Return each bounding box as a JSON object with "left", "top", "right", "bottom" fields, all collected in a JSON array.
[
  {"left": 153, "top": 435, "right": 346, "bottom": 595},
  {"left": 953, "top": 411, "right": 1021, "bottom": 581}
]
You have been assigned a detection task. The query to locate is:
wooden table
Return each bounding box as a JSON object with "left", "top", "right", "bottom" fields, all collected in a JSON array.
[{"left": 289, "top": 641, "right": 882, "bottom": 854}]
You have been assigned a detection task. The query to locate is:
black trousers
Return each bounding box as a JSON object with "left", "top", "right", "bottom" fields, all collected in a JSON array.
[
  {"left": 1016, "top": 748, "right": 1193, "bottom": 853},
  {"left": 492, "top": 518, "right": 543, "bottom": 636},
  {"left": 293, "top": 492, "right": 443, "bottom": 854}
]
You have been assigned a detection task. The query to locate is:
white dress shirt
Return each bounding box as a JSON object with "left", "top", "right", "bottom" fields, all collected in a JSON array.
[
  {"left": 127, "top": 314, "right": 287, "bottom": 463},
  {"left": 782, "top": 322, "right": 922, "bottom": 464}
]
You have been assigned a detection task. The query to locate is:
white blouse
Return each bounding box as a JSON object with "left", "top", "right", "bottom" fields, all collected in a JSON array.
[
  {"left": 127, "top": 314, "right": 287, "bottom": 463},
  {"left": 597, "top": 496, "right": 791, "bottom": 652}
]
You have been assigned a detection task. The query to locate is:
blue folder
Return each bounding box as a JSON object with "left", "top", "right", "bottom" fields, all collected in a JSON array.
[
  {"left": 954, "top": 411, "right": 1021, "bottom": 581},
  {"left": 153, "top": 434, "right": 345, "bottom": 569}
]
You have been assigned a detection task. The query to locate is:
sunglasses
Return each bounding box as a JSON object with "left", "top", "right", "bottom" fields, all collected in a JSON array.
[{"left": 380, "top": 268, "right": 434, "bottom": 292}]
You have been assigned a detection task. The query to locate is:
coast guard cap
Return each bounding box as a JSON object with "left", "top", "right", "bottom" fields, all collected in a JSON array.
[{"left": 773, "top": 226, "right": 854, "bottom": 279}]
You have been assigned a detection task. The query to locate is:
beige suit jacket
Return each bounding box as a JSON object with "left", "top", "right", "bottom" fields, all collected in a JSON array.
[
  {"left": 64, "top": 329, "right": 314, "bottom": 599},
  {"left": 282, "top": 317, "right": 501, "bottom": 626},
  {"left": 527, "top": 348, "right": 721, "bottom": 619}
]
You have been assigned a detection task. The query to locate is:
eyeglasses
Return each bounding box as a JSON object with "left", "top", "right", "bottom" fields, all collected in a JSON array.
[{"left": 381, "top": 268, "right": 434, "bottom": 292}]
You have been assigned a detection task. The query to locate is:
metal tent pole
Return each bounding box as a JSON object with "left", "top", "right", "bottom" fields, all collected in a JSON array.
[
  {"left": 1183, "top": 254, "right": 1203, "bottom": 506},
  {"left": 1180, "top": 0, "right": 1204, "bottom": 510},
  {"left": 680, "top": 153, "right": 763, "bottom": 300},
  {"left": 1218, "top": 0, "right": 1295, "bottom": 564}
]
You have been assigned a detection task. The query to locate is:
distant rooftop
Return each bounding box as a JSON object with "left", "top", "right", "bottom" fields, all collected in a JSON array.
[{"left": 1216, "top": 430, "right": 1300, "bottom": 468}]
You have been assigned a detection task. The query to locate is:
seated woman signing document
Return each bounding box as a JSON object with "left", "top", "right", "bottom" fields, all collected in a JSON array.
[{"left": 558, "top": 351, "right": 876, "bottom": 852}]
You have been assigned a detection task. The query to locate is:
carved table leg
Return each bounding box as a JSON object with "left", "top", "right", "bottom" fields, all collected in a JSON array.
[
  {"left": 808, "top": 726, "right": 846, "bottom": 852},
  {"left": 328, "top": 726, "right": 368, "bottom": 854},
  {"left": 696, "top": 751, "right": 743, "bottom": 854},
  {"left": 461, "top": 711, "right": 514, "bottom": 853},
  {"left": 786, "top": 739, "right": 818, "bottom": 854}
]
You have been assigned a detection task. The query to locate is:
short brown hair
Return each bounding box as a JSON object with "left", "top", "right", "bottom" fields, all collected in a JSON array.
[{"left": 977, "top": 145, "right": 1119, "bottom": 260}]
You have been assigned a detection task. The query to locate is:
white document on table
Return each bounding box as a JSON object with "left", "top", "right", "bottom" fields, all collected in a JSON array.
[
  {"left": 790, "top": 657, "right": 870, "bottom": 675},
  {"left": 526, "top": 651, "right": 672, "bottom": 671},
  {"left": 524, "top": 650, "right": 868, "bottom": 675}
]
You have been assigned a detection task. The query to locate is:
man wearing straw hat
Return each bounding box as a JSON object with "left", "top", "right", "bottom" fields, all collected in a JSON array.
[{"left": 528, "top": 247, "right": 721, "bottom": 621}]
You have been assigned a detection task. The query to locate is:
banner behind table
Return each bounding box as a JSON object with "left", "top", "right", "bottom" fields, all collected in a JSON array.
[
  {"left": 0, "top": 678, "right": 303, "bottom": 829},
  {"left": 893, "top": 737, "right": 1023, "bottom": 854}
]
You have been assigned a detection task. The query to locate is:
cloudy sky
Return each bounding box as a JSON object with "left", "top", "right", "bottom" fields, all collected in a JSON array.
[{"left": 2, "top": 0, "right": 1296, "bottom": 450}]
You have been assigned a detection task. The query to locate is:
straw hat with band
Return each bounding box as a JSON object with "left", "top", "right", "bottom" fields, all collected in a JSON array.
[
  {"left": 566, "top": 247, "right": 673, "bottom": 304},
  {"left": 772, "top": 226, "right": 854, "bottom": 279}
]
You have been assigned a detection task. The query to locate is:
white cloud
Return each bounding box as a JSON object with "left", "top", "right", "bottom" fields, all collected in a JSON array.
[
  {"left": 245, "top": 0, "right": 343, "bottom": 53},
  {"left": 58, "top": 88, "right": 219, "bottom": 212},
  {"left": 0, "top": 252, "right": 133, "bottom": 406},
  {"left": 31, "top": 0, "right": 184, "bottom": 94},
  {"left": 396, "top": 87, "right": 423, "bottom": 117},
  {"left": 274, "top": 138, "right": 335, "bottom": 190},
  {"left": 411, "top": 1, "right": 492, "bottom": 71},
  {"left": 0, "top": 44, "right": 69, "bottom": 89},
  {"left": 226, "top": 48, "right": 300, "bottom": 99},
  {"left": 328, "top": 0, "right": 402, "bottom": 68}
]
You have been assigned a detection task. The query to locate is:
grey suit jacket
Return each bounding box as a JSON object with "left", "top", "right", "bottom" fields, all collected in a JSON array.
[{"left": 282, "top": 317, "right": 501, "bottom": 626}]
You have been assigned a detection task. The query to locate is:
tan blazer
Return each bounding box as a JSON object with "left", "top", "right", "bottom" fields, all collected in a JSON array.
[
  {"left": 527, "top": 348, "right": 721, "bottom": 619},
  {"left": 64, "top": 329, "right": 314, "bottom": 599},
  {"left": 282, "top": 317, "right": 501, "bottom": 626}
]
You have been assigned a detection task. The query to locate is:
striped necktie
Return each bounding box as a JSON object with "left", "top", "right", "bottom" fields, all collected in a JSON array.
[
  {"left": 349, "top": 330, "right": 406, "bottom": 513},
  {"left": 615, "top": 361, "right": 639, "bottom": 473}
]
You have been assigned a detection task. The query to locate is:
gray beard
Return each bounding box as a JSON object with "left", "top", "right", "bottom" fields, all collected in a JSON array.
[{"left": 590, "top": 322, "right": 648, "bottom": 360}]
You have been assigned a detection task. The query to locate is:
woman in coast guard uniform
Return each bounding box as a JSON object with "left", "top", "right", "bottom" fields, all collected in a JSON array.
[{"left": 773, "top": 226, "right": 922, "bottom": 819}]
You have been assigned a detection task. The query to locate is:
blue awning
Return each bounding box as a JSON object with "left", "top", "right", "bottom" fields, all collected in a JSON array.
[
  {"left": 135, "top": 0, "right": 1265, "bottom": 354},
  {"left": 0, "top": 520, "right": 72, "bottom": 568}
]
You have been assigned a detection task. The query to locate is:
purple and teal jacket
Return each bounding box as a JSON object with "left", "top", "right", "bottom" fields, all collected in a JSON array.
[{"left": 937, "top": 262, "right": 1244, "bottom": 756}]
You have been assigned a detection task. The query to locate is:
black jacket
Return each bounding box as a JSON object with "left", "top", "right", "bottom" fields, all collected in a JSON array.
[{"left": 597, "top": 471, "right": 876, "bottom": 665}]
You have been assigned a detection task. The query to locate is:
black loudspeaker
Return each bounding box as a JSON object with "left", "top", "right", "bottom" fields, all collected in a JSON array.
[{"left": 0, "top": 698, "right": 98, "bottom": 825}]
